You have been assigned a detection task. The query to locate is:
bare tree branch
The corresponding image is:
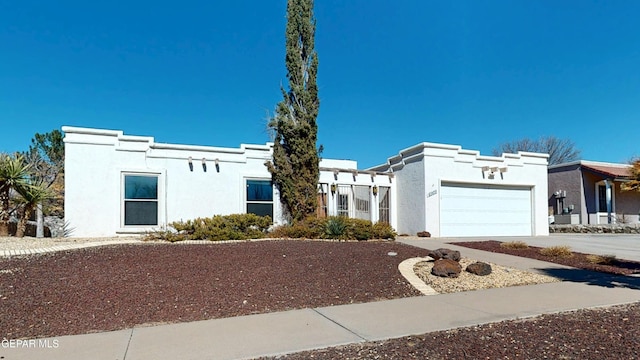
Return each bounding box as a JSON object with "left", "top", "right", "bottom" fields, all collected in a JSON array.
[{"left": 492, "top": 136, "right": 581, "bottom": 165}]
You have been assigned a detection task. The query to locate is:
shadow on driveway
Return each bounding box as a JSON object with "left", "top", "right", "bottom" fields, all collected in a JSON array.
[{"left": 538, "top": 268, "right": 640, "bottom": 290}]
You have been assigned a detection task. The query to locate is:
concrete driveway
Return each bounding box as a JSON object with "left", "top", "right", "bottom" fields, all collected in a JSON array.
[{"left": 444, "top": 234, "right": 640, "bottom": 262}]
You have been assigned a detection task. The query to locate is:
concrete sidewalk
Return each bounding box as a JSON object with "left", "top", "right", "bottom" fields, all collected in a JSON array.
[{"left": 3, "top": 240, "right": 640, "bottom": 360}]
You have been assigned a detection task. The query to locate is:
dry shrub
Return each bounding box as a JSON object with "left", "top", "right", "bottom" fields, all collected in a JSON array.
[
  {"left": 500, "top": 241, "right": 529, "bottom": 250},
  {"left": 586, "top": 254, "right": 617, "bottom": 265},
  {"left": 540, "top": 245, "right": 573, "bottom": 258}
]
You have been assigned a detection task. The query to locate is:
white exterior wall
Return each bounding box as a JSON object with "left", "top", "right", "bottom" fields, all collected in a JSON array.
[
  {"left": 384, "top": 148, "right": 426, "bottom": 236},
  {"left": 64, "top": 127, "right": 395, "bottom": 237},
  {"left": 370, "top": 142, "right": 549, "bottom": 237},
  {"left": 64, "top": 127, "right": 283, "bottom": 237}
]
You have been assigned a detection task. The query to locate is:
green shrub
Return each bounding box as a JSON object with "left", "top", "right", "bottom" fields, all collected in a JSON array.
[
  {"left": 539, "top": 245, "right": 573, "bottom": 258},
  {"left": 144, "top": 230, "right": 187, "bottom": 242},
  {"left": 373, "top": 222, "right": 397, "bottom": 240},
  {"left": 160, "top": 213, "right": 272, "bottom": 241},
  {"left": 270, "top": 220, "right": 324, "bottom": 239},
  {"left": 269, "top": 216, "right": 397, "bottom": 241},
  {"left": 345, "top": 218, "right": 374, "bottom": 240},
  {"left": 500, "top": 241, "right": 529, "bottom": 250}
]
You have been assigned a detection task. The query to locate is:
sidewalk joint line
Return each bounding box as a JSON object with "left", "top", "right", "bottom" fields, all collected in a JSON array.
[
  {"left": 311, "top": 308, "right": 369, "bottom": 342},
  {"left": 122, "top": 328, "right": 134, "bottom": 360}
]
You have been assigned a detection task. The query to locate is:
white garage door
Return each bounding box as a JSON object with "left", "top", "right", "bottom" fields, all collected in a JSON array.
[{"left": 440, "top": 183, "right": 532, "bottom": 237}]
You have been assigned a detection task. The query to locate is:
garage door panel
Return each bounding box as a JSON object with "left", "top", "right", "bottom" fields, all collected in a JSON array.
[{"left": 440, "top": 183, "right": 532, "bottom": 237}]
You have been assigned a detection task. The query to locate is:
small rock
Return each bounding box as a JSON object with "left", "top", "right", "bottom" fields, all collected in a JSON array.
[
  {"left": 466, "top": 262, "right": 492, "bottom": 276},
  {"left": 431, "top": 259, "right": 462, "bottom": 278}
]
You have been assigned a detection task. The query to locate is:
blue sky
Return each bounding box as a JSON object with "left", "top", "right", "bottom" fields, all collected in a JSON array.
[{"left": 1, "top": 0, "right": 638, "bottom": 168}]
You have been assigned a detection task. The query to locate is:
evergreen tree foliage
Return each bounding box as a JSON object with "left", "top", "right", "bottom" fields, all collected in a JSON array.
[
  {"left": 266, "top": 0, "right": 320, "bottom": 222},
  {"left": 22, "top": 129, "right": 65, "bottom": 216}
]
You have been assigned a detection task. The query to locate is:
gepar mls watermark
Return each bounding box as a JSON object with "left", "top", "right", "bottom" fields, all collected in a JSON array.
[{"left": 2, "top": 338, "right": 59, "bottom": 349}]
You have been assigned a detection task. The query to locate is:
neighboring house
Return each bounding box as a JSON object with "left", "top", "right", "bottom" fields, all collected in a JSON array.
[
  {"left": 64, "top": 126, "right": 549, "bottom": 238},
  {"left": 548, "top": 160, "right": 640, "bottom": 225},
  {"left": 368, "top": 143, "right": 549, "bottom": 237}
]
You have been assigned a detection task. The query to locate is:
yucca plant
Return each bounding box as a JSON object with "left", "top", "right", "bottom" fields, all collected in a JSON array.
[
  {"left": 0, "top": 154, "right": 32, "bottom": 236},
  {"left": 14, "top": 180, "right": 52, "bottom": 237},
  {"left": 324, "top": 216, "right": 347, "bottom": 239}
]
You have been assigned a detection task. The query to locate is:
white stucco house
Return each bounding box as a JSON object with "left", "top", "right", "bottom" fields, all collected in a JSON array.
[
  {"left": 368, "top": 142, "right": 549, "bottom": 237},
  {"left": 63, "top": 126, "right": 549, "bottom": 238},
  {"left": 63, "top": 126, "right": 395, "bottom": 237}
]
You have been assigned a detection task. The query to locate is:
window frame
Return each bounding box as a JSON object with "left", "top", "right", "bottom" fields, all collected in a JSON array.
[
  {"left": 121, "top": 172, "right": 162, "bottom": 229},
  {"left": 245, "top": 178, "right": 274, "bottom": 219}
]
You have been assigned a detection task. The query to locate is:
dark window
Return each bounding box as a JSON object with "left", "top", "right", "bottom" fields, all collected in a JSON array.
[
  {"left": 124, "top": 175, "right": 158, "bottom": 226},
  {"left": 246, "top": 180, "right": 273, "bottom": 218},
  {"left": 598, "top": 185, "right": 607, "bottom": 213}
]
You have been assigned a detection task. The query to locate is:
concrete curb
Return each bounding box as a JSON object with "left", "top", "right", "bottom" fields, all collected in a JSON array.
[{"left": 398, "top": 257, "right": 439, "bottom": 295}]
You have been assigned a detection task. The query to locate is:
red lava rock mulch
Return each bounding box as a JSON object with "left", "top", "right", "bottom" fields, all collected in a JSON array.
[
  {"left": 0, "top": 240, "right": 430, "bottom": 339},
  {"left": 452, "top": 240, "right": 640, "bottom": 275}
]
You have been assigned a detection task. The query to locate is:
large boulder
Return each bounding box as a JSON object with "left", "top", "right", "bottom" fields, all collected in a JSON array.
[
  {"left": 466, "top": 262, "right": 492, "bottom": 276},
  {"left": 428, "top": 248, "right": 461, "bottom": 262},
  {"left": 431, "top": 259, "right": 462, "bottom": 278}
]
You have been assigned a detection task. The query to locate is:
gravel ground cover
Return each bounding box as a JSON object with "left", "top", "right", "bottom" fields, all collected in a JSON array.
[
  {"left": 0, "top": 240, "right": 430, "bottom": 339},
  {"left": 453, "top": 240, "right": 640, "bottom": 275},
  {"left": 261, "top": 302, "right": 640, "bottom": 360},
  {"left": 414, "top": 257, "right": 560, "bottom": 294},
  {"left": 3, "top": 237, "right": 639, "bottom": 359},
  {"left": 0, "top": 236, "right": 141, "bottom": 251},
  {"left": 259, "top": 240, "right": 640, "bottom": 360}
]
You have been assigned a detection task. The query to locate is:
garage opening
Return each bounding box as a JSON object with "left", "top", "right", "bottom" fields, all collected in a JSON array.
[{"left": 440, "top": 183, "right": 533, "bottom": 237}]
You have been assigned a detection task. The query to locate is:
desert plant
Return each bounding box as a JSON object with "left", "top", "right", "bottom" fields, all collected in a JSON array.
[
  {"left": 345, "top": 218, "right": 374, "bottom": 241},
  {"left": 165, "top": 213, "right": 272, "bottom": 241},
  {"left": 0, "top": 154, "right": 32, "bottom": 236},
  {"left": 14, "top": 180, "right": 52, "bottom": 237},
  {"left": 586, "top": 254, "right": 617, "bottom": 265},
  {"left": 269, "top": 221, "right": 324, "bottom": 239},
  {"left": 270, "top": 217, "right": 396, "bottom": 241},
  {"left": 500, "top": 241, "right": 529, "bottom": 250},
  {"left": 324, "top": 216, "right": 348, "bottom": 239},
  {"left": 372, "top": 222, "right": 397, "bottom": 240},
  {"left": 540, "top": 245, "right": 573, "bottom": 258},
  {"left": 61, "top": 220, "right": 75, "bottom": 238},
  {"left": 144, "top": 229, "right": 187, "bottom": 242}
]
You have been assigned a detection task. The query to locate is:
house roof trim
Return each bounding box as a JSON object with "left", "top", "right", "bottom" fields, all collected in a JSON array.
[{"left": 549, "top": 160, "right": 631, "bottom": 179}]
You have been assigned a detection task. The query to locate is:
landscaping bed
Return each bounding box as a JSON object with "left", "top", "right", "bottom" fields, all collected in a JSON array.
[
  {"left": 0, "top": 240, "right": 429, "bottom": 339},
  {"left": 452, "top": 240, "right": 640, "bottom": 275},
  {"left": 261, "top": 302, "right": 640, "bottom": 359}
]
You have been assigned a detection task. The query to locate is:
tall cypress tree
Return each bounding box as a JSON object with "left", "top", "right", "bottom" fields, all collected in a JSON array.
[{"left": 266, "top": 0, "right": 320, "bottom": 222}]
